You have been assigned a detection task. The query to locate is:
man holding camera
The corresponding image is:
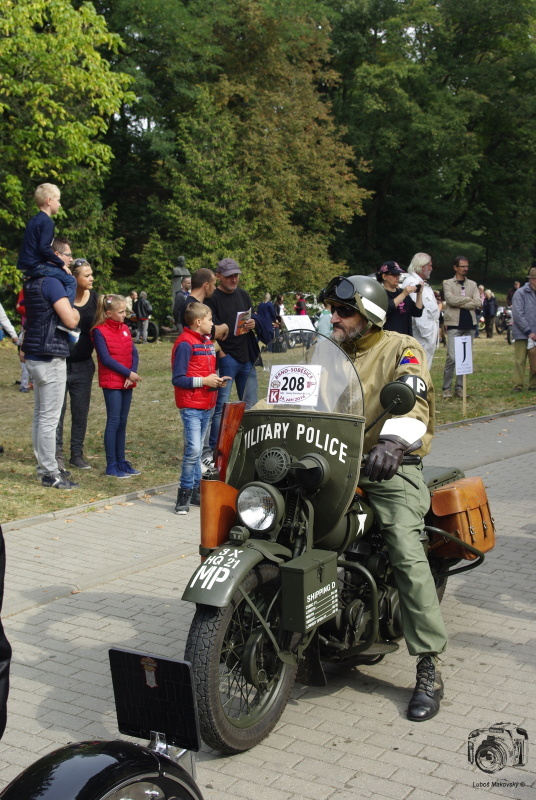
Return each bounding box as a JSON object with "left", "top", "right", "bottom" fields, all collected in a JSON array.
[{"left": 375, "top": 261, "right": 423, "bottom": 336}]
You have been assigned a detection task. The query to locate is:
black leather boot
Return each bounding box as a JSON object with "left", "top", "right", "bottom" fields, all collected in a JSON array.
[
  {"left": 407, "top": 655, "right": 443, "bottom": 721},
  {"left": 174, "top": 488, "right": 192, "bottom": 515},
  {"left": 190, "top": 486, "right": 200, "bottom": 506}
]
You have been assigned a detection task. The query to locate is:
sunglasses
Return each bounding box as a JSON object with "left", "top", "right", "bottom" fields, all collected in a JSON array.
[{"left": 329, "top": 304, "right": 356, "bottom": 318}]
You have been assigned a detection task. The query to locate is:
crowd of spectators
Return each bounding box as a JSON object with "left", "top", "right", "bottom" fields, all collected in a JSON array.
[
  {"left": 0, "top": 184, "right": 152, "bottom": 488},
  {"left": 2, "top": 181, "right": 536, "bottom": 492}
]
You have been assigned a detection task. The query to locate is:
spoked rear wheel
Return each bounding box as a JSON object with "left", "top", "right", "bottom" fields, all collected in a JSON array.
[{"left": 185, "top": 564, "right": 297, "bottom": 753}]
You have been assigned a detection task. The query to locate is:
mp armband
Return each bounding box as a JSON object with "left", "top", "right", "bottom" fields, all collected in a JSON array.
[{"left": 398, "top": 374, "right": 427, "bottom": 399}]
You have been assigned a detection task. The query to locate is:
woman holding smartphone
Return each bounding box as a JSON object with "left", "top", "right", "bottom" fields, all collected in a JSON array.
[{"left": 376, "top": 260, "right": 423, "bottom": 337}]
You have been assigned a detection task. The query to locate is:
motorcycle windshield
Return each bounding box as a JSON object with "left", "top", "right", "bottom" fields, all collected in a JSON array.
[
  {"left": 225, "top": 330, "right": 365, "bottom": 546},
  {"left": 242, "top": 330, "right": 364, "bottom": 417}
]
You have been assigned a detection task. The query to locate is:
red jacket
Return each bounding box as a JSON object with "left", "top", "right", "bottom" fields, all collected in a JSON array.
[
  {"left": 94, "top": 319, "right": 134, "bottom": 389},
  {"left": 16, "top": 290, "right": 26, "bottom": 323},
  {"left": 172, "top": 327, "right": 216, "bottom": 410}
]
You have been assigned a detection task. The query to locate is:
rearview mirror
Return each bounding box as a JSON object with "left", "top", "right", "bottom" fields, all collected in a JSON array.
[{"left": 379, "top": 381, "right": 416, "bottom": 416}]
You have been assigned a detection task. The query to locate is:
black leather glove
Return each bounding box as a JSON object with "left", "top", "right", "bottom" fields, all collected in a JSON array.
[{"left": 363, "top": 435, "right": 409, "bottom": 482}]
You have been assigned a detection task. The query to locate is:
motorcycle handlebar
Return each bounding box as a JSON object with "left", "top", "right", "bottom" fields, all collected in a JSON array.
[{"left": 360, "top": 455, "right": 421, "bottom": 489}]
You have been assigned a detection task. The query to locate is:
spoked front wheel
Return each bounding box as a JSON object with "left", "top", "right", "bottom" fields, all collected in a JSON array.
[{"left": 185, "top": 564, "right": 297, "bottom": 753}]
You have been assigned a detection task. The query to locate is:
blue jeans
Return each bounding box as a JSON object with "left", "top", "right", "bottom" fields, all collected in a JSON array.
[
  {"left": 179, "top": 407, "right": 213, "bottom": 490},
  {"left": 102, "top": 388, "right": 133, "bottom": 466},
  {"left": 208, "top": 355, "right": 258, "bottom": 449},
  {"left": 23, "top": 264, "right": 76, "bottom": 306}
]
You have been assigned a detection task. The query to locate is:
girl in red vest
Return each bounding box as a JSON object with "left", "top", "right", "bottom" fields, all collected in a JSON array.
[{"left": 92, "top": 294, "right": 141, "bottom": 478}]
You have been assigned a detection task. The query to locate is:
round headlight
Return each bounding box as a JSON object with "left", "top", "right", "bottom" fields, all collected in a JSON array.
[{"left": 236, "top": 483, "right": 284, "bottom": 532}]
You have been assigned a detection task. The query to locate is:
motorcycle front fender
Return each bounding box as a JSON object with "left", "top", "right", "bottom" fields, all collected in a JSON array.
[
  {"left": 0, "top": 740, "right": 181, "bottom": 800},
  {"left": 182, "top": 540, "right": 292, "bottom": 608}
]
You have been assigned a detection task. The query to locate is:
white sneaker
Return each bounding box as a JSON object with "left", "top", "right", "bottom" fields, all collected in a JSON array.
[{"left": 201, "top": 456, "right": 215, "bottom": 472}]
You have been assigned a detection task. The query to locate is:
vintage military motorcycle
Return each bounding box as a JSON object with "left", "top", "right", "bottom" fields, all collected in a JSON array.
[{"left": 183, "top": 331, "right": 495, "bottom": 754}]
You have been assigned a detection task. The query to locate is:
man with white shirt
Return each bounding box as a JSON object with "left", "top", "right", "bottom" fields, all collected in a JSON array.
[{"left": 400, "top": 253, "right": 440, "bottom": 369}]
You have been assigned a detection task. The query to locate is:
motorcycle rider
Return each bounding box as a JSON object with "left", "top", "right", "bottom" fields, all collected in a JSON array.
[{"left": 322, "top": 274, "right": 447, "bottom": 721}]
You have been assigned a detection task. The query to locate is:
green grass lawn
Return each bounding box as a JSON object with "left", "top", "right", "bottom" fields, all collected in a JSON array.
[{"left": 0, "top": 331, "right": 533, "bottom": 523}]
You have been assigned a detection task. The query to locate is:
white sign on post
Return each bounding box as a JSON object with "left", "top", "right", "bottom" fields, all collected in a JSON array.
[
  {"left": 267, "top": 364, "right": 322, "bottom": 406},
  {"left": 454, "top": 335, "right": 473, "bottom": 375}
]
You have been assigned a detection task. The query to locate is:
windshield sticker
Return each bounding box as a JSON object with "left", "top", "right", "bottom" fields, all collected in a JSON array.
[{"left": 267, "top": 364, "right": 321, "bottom": 405}]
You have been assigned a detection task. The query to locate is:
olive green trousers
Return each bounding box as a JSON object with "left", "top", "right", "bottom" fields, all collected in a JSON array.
[
  {"left": 513, "top": 339, "right": 536, "bottom": 390},
  {"left": 359, "top": 464, "right": 448, "bottom": 657}
]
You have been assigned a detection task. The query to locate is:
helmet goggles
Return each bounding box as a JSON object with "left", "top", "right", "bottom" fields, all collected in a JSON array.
[
  {"left": 321, "top": 274, "right": 388, "bottom": 335},
  {"left": 323, "top": 276, "right": 356, "bottom": 303}
]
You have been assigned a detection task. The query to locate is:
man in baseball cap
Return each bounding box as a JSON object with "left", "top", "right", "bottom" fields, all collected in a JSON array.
[
  {"left": 216, "top": 258, "right": 242, "bottom": 277},
  {"left": 205, "top": 258, "right": 258, "bottom": 456}
]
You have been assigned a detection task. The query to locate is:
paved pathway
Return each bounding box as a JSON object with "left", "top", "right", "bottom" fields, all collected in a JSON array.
[{"left": 1, "top": 410, "right": 536, "bottom": 799}]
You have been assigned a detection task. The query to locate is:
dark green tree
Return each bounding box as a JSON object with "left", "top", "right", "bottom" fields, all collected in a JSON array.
[
  {"left": 0, "top": 0, "right": 132, "bottom": 287},
  {"left": 92, "top": 0, "right": 367, "bottom": 298},
  {"left": 327, "top": 0, "right": 536, "bottom": 275}
]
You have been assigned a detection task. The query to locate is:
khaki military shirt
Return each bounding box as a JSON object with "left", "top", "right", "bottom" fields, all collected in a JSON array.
[{"left": 346, "top": 329, "right": 435, "bottom": 456}]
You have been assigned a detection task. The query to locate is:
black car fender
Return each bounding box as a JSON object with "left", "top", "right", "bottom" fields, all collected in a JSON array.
[{"left": 0, "top": 740, "right": 202, "bottom": 800}]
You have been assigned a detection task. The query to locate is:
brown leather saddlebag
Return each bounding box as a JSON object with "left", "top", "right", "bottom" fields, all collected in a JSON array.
[{"left": 428, "top": 476, "right": 495, "bottom": 560}]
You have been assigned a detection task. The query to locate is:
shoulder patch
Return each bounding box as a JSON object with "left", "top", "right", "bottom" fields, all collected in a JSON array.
[{"left": 399, "top": 348, "right": 420, "bottom": 365}]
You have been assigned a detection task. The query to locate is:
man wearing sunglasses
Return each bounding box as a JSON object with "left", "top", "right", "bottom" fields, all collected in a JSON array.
[{"left": 321, "top": 274, "right": 446, "bottom": 723}]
